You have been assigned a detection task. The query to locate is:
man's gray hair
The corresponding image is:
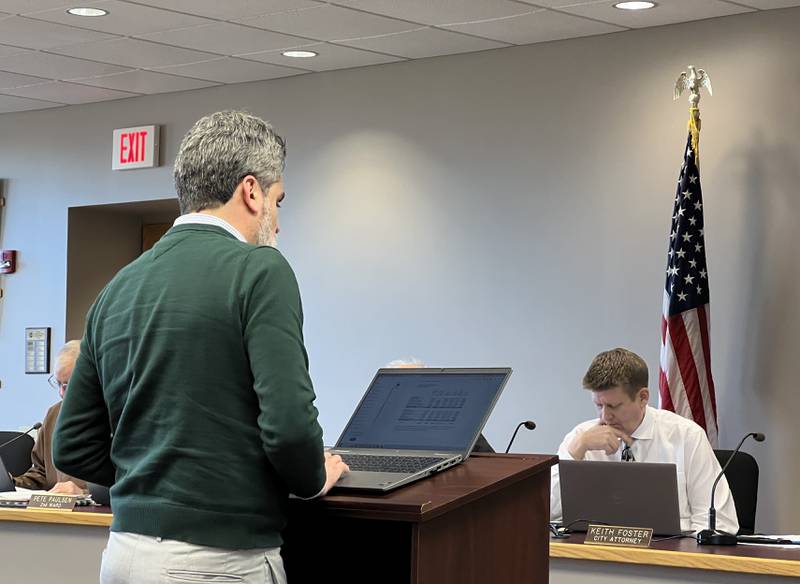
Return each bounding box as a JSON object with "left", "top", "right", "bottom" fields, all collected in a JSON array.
[
  {"left": 173, "top": 110, "right": 286, "bottom": 214},
  {"left": 56, "top": 340, "right": 81, "bottom": 369}
]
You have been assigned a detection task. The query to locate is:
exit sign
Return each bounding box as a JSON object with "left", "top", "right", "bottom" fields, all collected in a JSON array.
[{"left": 112, "top": 125, "right": 159, "bottom": 170}]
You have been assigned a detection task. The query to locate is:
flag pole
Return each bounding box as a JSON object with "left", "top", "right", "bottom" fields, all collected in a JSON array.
[
  {"left": 662, "top": 65, "right": 719, "bottom": 446},
  {"left": 674, "top": 65, "right": 712, "bottom": 168}
]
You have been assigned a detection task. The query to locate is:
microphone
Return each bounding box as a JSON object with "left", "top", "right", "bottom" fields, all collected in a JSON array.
[
  {"left": 696, "top": 431, "right": 765, "bottom": 545},
  {"left": 0, "top": 423, "right": 42, "bottom": 450},
  {"left": 505, "top": 420, "right": 536, "bottom": 453}
]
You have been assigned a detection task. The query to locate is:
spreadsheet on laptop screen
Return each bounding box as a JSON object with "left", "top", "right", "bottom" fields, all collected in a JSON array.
[{"left": 337, "top": 371, "right": 506, "bottom": 451}]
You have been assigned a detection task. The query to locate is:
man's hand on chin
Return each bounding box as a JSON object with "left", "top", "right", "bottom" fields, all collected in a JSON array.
[{"left": 568, "top": 425, "right": 632, "bottom": 459}]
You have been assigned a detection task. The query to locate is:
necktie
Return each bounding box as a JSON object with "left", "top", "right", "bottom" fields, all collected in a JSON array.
[{"left": 621, "top": 441, "right": 635, "bottom": 462}]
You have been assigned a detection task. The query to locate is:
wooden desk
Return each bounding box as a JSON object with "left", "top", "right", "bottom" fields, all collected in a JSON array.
[
  {"left": 0, "top": 505, "right": 111, "bottom": 582},
  {"left": 0, "top": 454, "right": 557, "bottom": 583},
  {"left": 3, "top": 459, "right": 799, "bottom": 584},
  {"left": 551, "top": 535, "right": 800, "bottom": 583},
  {"left": 283, "top": 453, "right": 557, "bottom": 583}
]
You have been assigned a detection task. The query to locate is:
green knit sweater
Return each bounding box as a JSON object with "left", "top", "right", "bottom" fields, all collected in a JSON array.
[{"left": 53, "top": 224, "right": 326, "bottom": 549}]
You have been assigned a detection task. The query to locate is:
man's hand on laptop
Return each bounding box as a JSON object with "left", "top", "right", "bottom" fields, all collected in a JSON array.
[
  {"left": 321, "top": 452, "right": 350, "bottom": 495},
  {"left": 567, "top": 426, "right": 632, "bottom": 460}
]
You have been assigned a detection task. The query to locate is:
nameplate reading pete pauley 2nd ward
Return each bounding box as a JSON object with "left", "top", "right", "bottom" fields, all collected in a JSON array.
[
  {"left": 27, "top": 494, "right": 78, "bottom": 511},
  {"left": 584, "top": 525, "right": 654, "bottom": 548}
]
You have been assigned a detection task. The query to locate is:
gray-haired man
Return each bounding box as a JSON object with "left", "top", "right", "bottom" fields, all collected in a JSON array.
[
  {"left": 14, "top": 340, "right": 86, "bottom": 495},
  {"left": 54, "top": 111, "right": 348, "bottom": 583}
]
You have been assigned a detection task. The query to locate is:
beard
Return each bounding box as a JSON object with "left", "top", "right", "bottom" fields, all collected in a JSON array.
[{"left": 256, "top": 204, "right": 278, "bottom": 247}]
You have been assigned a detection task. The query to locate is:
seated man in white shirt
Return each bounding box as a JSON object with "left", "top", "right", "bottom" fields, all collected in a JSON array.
[{"left": 550, "top": 347, "right": 738, "bottom": 534}]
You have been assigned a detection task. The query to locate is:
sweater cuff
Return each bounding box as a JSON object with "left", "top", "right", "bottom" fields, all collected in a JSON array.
[{"left": 292, "top": 483, "right": 326, "bottom": 500}]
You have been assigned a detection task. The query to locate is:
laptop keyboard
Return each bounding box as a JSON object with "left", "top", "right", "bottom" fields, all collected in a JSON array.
[{"left": 340, "top": 454, "right": 445, "bottom": 474}]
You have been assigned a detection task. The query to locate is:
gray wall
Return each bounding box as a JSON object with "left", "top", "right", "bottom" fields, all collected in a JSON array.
[{"left": 0, "top": 8, "right": 798, "bottom": 532}]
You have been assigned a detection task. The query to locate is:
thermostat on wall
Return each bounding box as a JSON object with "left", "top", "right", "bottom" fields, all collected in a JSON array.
[{"left": 25, "top": 327, "right": 51, "bottom": 374}]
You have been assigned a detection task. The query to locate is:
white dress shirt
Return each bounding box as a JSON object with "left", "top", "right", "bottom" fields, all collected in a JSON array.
[
  {"left": 173, "top": 213, "right": 247, "bottom": 243},
  {"left": 550, "top": 406, "right": 739, "bottom": 534}
]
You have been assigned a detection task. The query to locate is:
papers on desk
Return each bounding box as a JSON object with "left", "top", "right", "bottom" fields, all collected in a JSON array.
[
  {"left": 0, "top": 487, "right": 48, "bottom": 502},
  {"left": 738, "top": 534, "right": 800, "bottom": 548}
]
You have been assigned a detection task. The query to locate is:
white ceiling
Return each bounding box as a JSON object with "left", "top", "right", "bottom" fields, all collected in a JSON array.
[{"left": 0, "top": 0, "right": 798, "bottom": 114}]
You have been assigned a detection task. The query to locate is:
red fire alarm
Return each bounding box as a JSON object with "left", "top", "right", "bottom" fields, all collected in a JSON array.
[{"left": 0, "top": 250, "right": 17, "bottom": 274}]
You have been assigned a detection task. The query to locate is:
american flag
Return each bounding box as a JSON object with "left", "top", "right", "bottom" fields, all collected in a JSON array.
[{"left": 659, "top": 127, "right": 718, "bottom": 446}]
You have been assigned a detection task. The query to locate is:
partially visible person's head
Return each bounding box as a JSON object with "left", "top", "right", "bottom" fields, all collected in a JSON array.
[
  {"left": 582, "top": 348, "right": 649, "bottom": 434},
  {"left": 385, "top": 358, "right": 425, "bottom": 369},
  {"left": 173, "top": 110, "right": 286, "bottom": 246},
  {"left": 51, "top": 340, "right": 81, "bottom": 399}
]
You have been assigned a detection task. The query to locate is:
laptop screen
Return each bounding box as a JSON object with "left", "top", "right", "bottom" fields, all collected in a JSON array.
[{"left": 336, "top": 368, "right": 510, "bottom": 453}]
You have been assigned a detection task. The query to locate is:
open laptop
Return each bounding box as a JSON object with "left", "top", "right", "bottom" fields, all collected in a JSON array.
[
  {"left": 0, "top": 455, "right": 29, "bottom": 507},
  {"left": 559, "top": 460, "right": 683, "bottom": 535},
  {"left": 0, "top": 456, "right": 16, "bottom": 493},
  {"left": 331, "top": 367, "right": 511, "bottom": 492}
]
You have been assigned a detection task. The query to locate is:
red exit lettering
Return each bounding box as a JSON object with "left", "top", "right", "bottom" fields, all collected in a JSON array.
[{"left": 119, "top": 130, "right": 149, "bottom": 164}]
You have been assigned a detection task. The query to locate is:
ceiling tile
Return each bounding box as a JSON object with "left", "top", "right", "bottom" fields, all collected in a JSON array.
[
  {"left": 236, "top": 4, "right": 417, "bottom": 42},
  {"left": 28, "top": 0, "right": 215, "bottom": 35},
  {"left": 75, "top": 69, "right": 219, "bottom": 94},
  {"left": 0, "top": 93, "right": 63, "bottom": 113},
  {"left": 443, "top": 9, "right": 624, "bottom": 45},
  {"left": 0, "top": 16, "right": 117, "bottom": 49},
  {"left": 137, "top": 22, "right": 310, "bottom": 55},
  {"left": 241, "top": 42, "right": 403, "bottom": 72},
  {"left": 1, "top": 80, "right": 138, "bottom": 104},
  {"left": 729, "top": 0, "right": 800, "bottom": 8},
  {"left": 150, "top": 57, "right": 306, "bottom": 83},
  {"left": 547, "top": 0, "right": 753, "bottom": 28},
  {"left": 339, "top": 27, "right": 509, "bottom": 58},
  {"left": 0, "top": 1, "right": 82, "bottom": 14},
  {"left": 0, "top": 43, "right": 29, "bottom": 57},
  {"left": 0, "top": 70, "right": 50, "bottom": 89},
  {"left": 50, "top": 38, "right": 219, "bottom": 68},
  {"left": 132, "top": 0, "right": 323, "bottom": 20},
  {"left": 330, "top": 0, "right": 534, "bottom": 26},
  {"left": 0, "top": 50, "right": 130, "bottom": 79}
]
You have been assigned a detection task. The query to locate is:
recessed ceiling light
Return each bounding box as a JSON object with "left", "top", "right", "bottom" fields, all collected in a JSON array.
[
  {"left": 614, "top": 1, "right": 656, "bottom": 9},
  {"left": 67, "top": 7, "right": 109, "bottom": 17},
  {"left": 282, "top": 50, "right": 318, "bottom": 58}
]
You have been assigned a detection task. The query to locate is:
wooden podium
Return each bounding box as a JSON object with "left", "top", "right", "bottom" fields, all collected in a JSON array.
[{"left": 282, "top": 453, "right": 557, "bottom": 583}]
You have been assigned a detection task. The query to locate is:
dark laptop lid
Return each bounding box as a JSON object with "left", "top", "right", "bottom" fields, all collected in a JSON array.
[
  {"left": 0, "top": 456, "right": 16, "bottom": 492},
  {"left": 335, "top": 367, "right": 511, "bottom": 457},
  {"left": 559, "top": 460, "right": 682, "bottom": 535}
]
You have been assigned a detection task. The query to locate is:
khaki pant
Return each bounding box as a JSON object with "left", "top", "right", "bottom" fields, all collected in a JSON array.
[{"left": 100, "top": 531, "right": 287, "bottom": 584}]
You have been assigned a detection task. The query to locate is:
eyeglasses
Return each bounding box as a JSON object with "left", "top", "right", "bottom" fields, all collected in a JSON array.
[{"left": 47, "top": 375, "right": 68, "bottom": 393}]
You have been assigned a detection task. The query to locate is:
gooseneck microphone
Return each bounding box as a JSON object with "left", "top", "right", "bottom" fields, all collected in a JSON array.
[
  {"left": 505, "top": 420, "right": 536, "bottom": 453},
  {"left": 0, "top": 423, "right": 42, "bottom": 451},
  {"left": 696, "top": 431, "right": 765, "bottom": 545}
]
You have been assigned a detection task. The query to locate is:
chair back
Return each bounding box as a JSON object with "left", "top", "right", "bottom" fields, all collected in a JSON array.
[
  {"left": 714, "top": 449, "right": 759, "bottom": 535},
  {"left": 0, "top": 432, "right": 35, "bottom": 476}
]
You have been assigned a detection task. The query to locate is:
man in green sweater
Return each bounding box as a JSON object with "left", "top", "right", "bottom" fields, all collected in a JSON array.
[{"left": 54, "top": 110, "right": 349, "bottom": 583}]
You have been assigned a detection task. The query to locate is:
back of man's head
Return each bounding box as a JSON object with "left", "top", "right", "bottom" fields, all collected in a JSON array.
[
  {"left": 173, "top": 110, "right": 286, "bottom": 214},
  {"left": 582, "top": 348, "right": 648, "bottom": 399}
]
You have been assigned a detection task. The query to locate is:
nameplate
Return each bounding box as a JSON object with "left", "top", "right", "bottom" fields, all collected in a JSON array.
[
  {"left": 584, "top": 524, "right": 653, "bottom": 548},
  {"left": 27, "top": 494, "right": 78, "bottom": 511}
]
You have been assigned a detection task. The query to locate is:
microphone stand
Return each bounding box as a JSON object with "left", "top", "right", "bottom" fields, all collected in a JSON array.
[
  {"left": 505, "top": 421, "right": 536, "bottom": 453},
  {"left": 696, "top": 431, "right": 764, "bottom": 545},
  {"left": 0, "top": 423, "right": 42, "bottom": 450}
]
